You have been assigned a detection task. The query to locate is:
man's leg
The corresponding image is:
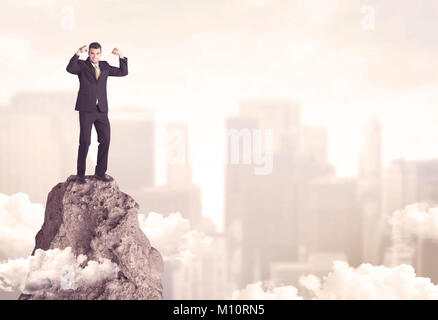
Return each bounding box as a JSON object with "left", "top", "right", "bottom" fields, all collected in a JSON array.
[
  {"left": 77, "top": 111, "right": 94, "bottom": 177},
  {"left": 94, "top": 111, "right": 111, "bottom": 177}
]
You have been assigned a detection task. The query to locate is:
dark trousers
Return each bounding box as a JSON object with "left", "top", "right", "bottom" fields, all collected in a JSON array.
[{"left": 77, "top": 104, "right": 111, "bottom": 177}]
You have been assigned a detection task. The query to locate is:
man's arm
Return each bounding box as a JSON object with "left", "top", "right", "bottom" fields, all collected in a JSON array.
[
  {"left": 109, "top": 48, "right": 128, "bottom": 77},
  {"left": 66, "top": 46, "right": 87, "bottom": 75}
]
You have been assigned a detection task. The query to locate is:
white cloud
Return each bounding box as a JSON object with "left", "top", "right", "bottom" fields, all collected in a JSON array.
[
  {"left": 0, "top": 247, "right": 119, "bottom": 293},
  {"left": 300, "top": 261, "right": 438, "bottom": 299},
  {"left": 0, "top": 256, "right": 28, "bottom": 292},
  {"left": 0, "top": 193, "right": 119, "bottom": 294},
  {"left": 231, "top": 260, "right": 438, "bottom": 300},
  {"left": 231, "top": 281, "right": 303, "bottom": 300},
  {"left": 387, "top": 203, "right": 438, "bottom": 240},
  {"left": 138, "top": 211, "right": 213, "bottom": 262},
  {"left": 0, "top": 192, "right": 44, "bottom": 260}
]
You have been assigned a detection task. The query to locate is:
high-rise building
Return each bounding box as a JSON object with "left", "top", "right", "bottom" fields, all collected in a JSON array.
[
  {"left": 299, "top": 177, "right": 362, "bottom": 266},
  {"left": 166, "top": 123, "right": 192, "bottom": 187},
  {"left": 299, "top": 125, "right": 329, "bottom": 163},
  {"left": 358, "top": 115, "right": 383, "bottom": 265},
  {"left": 382, "top": 158, "right": 438, "bottom": 283},
  {"left": 224, "top": 115, "right": 260, "bottom": 288},
  {"left": 165, "top": 235, "right": 229, "bottom": 299},
  {"left": 129, "top": 121, "right": 203, "bottom": 227},
  {"left": 109, "top": 107, "right": 155, "bottom": 191},
  {"left": 225, "top": 100, "right": 335, "bottom": 288},
  {"left": 0, "top": 91, "right": 78, "bottom": 204}
]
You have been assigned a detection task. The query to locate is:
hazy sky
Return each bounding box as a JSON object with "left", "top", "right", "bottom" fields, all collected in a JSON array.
[{"left": 2, "top": 0, "right": 438, "bottom": 230}]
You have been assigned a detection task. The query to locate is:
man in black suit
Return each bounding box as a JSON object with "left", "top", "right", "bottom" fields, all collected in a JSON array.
[{"left": 66, "top": 42, "right": 128, "bottom": 184}]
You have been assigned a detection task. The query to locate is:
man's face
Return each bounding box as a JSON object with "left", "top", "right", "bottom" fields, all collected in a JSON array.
[{"left": 89, "top": 47, "right": 101, "bottom": 64}]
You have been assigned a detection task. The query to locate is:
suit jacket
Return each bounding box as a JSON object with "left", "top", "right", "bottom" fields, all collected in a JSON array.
[{"left": 66, "top": 54, "right": 128, "bottom": 112}]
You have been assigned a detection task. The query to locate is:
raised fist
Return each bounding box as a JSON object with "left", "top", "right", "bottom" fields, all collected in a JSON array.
[
  {"left": 112, "top": 48, "right": 124, "bottom": 58},
  {"left": 79, "top": 45, "right": 88, "bottom": 53}
]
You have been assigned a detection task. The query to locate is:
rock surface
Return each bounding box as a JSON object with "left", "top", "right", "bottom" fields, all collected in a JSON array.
[{"left": 18, "top": 174, "right": 164, "bottom": 300}]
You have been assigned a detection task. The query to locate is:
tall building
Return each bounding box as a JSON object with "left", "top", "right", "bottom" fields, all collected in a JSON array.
[
  {"left": 224, "top": 115, "right": 261, "bottom": 289},
  {"left": 382, "top": 158, "right": 418, "bottom": 221},
  {"left": 382, "top": 158, "right": 438, "bottom": 283},
  {"left": 225, "top": 100, "right": 335, "bottom": 289},
  {"left": 299, "top": 125, "right": 329, "bottom": 163},
  {"left": 130, "top": 122, "right": 203, "bottom": 227},
  {"left": 166, "top": 123, "right": 192, "bottom": 187},
  {"left": 239, "top": 99, "right": 301, "bottom": 156},
  {"left": 0, "top": 91, "right": 79, "bottom": 204},
  {"left": 383, "top": 208, "right": 416, "bottom": 268},
  {"left": 358, "top": 115, "right": 383, "bottom": 264},
  {"left": 133, "top": 122, "right": 217, "bottom": 298},
  {"left": 299, "top": 177, "right": 362, "bottom": 266},
  {"left": 109, "top": 107, "right": 155, "bottom": 191},
  {"left": 415, "top": 159, "right": 438, "bottom": 204},
  {"left": 164, "top": 235, "right": 230, "bottom": 299}
]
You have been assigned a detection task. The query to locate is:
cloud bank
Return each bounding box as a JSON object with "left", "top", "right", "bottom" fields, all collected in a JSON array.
[
  {"left": 0, "top": 192, "right": 44, "bottom": 260},
  {"left": 232, "top": 260, "right": 438, "bottom": 300},
  {"left": 387, "top": 203, "right": 438, "bottom": 241},
  {"left": 138, "top": 211, "right": 213, "bottom": 262},
  {"left": 231, "top": 281, "right": 303, "bottom": 300},
  {"left": 301, "top": 261, "right": 438, "bottom": 299},
  {"left": 0, "top": 247, "right": 119, "bottom": 293}
]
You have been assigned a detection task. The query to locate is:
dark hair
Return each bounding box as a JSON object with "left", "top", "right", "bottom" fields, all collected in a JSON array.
[{"left": 89, "top": 42, "right": 101, "bottom": 52}]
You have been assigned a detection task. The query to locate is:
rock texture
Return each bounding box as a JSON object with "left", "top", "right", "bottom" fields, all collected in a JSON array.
[{"left": 18, "top": 174, "right": 163, "bottom": 300}]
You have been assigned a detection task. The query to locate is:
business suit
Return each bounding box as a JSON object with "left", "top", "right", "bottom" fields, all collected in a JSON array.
[{"left": 66, "top": 53, "right": 128, "bottom": 177}]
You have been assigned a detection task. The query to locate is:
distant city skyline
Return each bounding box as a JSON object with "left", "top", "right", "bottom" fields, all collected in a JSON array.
[
  {"left": 2, "top": 0, "right": 438, "bottom": 300},
  {"left": 2, "top": 0, "right": 438, "bottom": 232}
]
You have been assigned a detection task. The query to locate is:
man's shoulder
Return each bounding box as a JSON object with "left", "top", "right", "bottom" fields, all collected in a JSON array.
[{"left": 99, "top": 60, "right": 110, "bottom": 68}]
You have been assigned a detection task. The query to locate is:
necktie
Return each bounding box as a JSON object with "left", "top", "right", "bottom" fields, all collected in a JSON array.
[{"left": 94, "top": 64, "right": 99, "bottom": 80}]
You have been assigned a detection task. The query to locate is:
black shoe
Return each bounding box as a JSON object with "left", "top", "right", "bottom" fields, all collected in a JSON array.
[
  {"left": 94, "top": 174, "right": 112, "bottom": 182},
  {"left": 77, "top": 175, "right": 86, "bottom": 184}
]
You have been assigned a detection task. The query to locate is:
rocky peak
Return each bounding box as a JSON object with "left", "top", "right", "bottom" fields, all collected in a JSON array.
[{"left": 18, "top": 175, "right": 163, "bottom": 300}]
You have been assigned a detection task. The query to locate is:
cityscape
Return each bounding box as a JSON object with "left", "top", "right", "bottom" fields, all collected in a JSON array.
[
  {"left": 1, "top": 0, "right": 438, "bottom": 300},
  {"left": 1, "top": 91, "right": 438, "bottom": 299}
]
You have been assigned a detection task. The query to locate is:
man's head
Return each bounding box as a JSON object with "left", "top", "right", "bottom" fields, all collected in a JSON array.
[{"left": 88, "top": 42, "right": 102, "bottom": 64}]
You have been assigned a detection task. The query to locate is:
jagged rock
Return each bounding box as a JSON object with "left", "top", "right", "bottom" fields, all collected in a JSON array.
[{"left": 18, "top": 175, "right": 164, "bottom": 300}]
